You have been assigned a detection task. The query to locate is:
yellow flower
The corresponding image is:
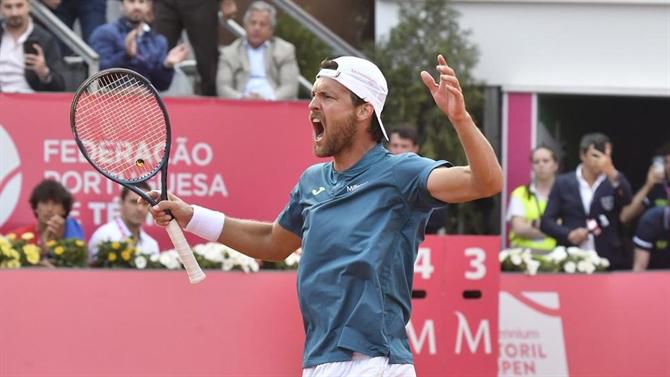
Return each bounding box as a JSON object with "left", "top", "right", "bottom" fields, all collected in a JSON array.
[
  {"left": 6, "top": 259, "right": 20, "bottom": 269},
  {"left": 108, "top": 252, "right": 118, "bottom": 262},
  {"left": 111, "top": 242, "right": 121, "bottom": 250},
  {"left": 23, "top": 246, "right": 40, "bottom": 265},
  {"left": 21, "top": 232, "right": 35, "bottom": 241},
  {"left": 47, "top": 240, "right": 57, "bottom": 248},
  {"left": 1, "top": 245, "right": 11, "bottom": 256},
  {"left": 8, "top": 249, "right": 20, "bottom": 260},
  {"left": 121, "top": 250, "right": 132, "bottom": 261},
  {"left": 54, "top": 246, "right": 65, "bottom": 255},
  {"left": 7, "top": 233, "right": 16, "bottom": 240},
  {"left": 75, "top": 240, "right": 85, "bottom": 247}
]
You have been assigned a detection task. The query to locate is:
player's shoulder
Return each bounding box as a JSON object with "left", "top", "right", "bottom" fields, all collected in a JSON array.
[{"left": 302, "top": 162, "right": 329, "bottom": 178}]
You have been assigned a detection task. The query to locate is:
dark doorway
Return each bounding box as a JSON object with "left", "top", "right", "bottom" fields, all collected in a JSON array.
[{"left": 538, "top": 94, "right": 670, "bottom": 190}]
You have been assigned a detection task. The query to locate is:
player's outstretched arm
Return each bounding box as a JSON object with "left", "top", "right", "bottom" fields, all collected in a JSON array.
[
  {"left": 146, "top": 192, "right": 301, "bottom": 261},
  {"left": 421, "top": 54, "right": 503, "bottom": 203}
]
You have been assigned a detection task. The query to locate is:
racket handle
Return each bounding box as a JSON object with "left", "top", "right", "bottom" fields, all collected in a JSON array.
[{"left": 166, "top": 220, "right": 206, "bottom": 284}]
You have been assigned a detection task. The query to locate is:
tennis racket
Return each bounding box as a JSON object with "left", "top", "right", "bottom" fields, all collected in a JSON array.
[{"left": 70, "top": 68, "right": 206, "bottom": 284}]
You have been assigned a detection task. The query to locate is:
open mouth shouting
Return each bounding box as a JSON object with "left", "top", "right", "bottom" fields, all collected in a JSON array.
[{"left": 311, "top": 114, "right": 325, "bottom": 142}]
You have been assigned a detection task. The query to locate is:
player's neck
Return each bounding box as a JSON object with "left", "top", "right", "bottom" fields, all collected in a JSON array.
[{"left": 332, "top": 138, "right": 377, "bottom": 172}]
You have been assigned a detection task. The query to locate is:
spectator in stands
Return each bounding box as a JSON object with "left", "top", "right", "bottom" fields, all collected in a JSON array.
[
  {"left": 632, "top": 205, "right": 670, "bottom": 271},
  {"left": 0, "top": 0, "right": 65, "bottom": 92},
  {"left": 88, "top": 182, "right": 159, "bottom": 259},
  {"left": 89, "top": 0, "right": 188, "bottom": 91},
  {"left": 541, "top": 133, "right": 632, "bottom": 270},
  {"left": 389, "top": 127, "right": 449, "bottom": 234},
  {"left": 39, "top": 0, "right": 106, "bottom": 52},
  {"left": 506, "top": 145, "right": 559, "bottom": 252},
  {"left": 620, "top": 142, "right": 670, "bottom": 223},
  {"left": 217, "top": 1, "right": 299, "bottom": 101},
  {"left": 153, "top": 0, "right": 237, "bottom": 96},
  {"left": 9, "top": 179, "right": 84, "bottom": 248}
]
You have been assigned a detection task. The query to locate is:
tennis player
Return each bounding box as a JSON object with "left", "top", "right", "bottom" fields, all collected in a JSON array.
[{"left": 148, "top": 54, "right": 503, "bottom": 376}]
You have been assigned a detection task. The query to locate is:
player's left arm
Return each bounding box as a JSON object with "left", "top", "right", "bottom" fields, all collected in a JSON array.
[{"left": 421, "top": 54, "right": 503, "bottom": 203}]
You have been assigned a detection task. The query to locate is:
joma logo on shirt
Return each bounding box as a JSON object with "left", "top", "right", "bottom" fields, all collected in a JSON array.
[{"left": 347, "top": 182, "right": 367, "bottom": 192}]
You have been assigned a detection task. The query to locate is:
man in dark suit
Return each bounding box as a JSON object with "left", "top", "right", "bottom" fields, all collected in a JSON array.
[
  {"left": 0, "top": 0, "right": 65, "bottom": 92},
  {"left": 541, "top": 133, "right": 632, "bottom": 269}
]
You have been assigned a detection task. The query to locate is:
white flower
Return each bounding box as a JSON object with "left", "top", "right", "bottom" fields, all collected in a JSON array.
[
  {"left": 222, "top": 259, "right": 234, "bottom": 271},
  {"left": 499, "top": 250, "right": 510, "bottom": 262},
  {"left": 159, "top": 250, "right": 182, "bottom": 270},
  {"left": 548, "top": 247, "right": 568, "bottom": 263},
  {"left": 563, "top": 261, "right": 576, "bottom": 273},
  {"left": 577, "top": 260, "right": 595, "bottom": 273},
  {"left": 510, "top": 254, "right": 523, "bottom": 266},
  {"left": 284, "top": 251, "right": 301, "bottom": 267},
  {"left": 586, "top": 250, "right": 601, "bottom": 265},
  {"left": 599, "top": 258, "right": 610, "bottom": 269},
  {"left": 150, "top": 254, "right": 159, "bottom": 263},
  {"left": 525, "top": 259, "right": 541, "bottom": 276},
  {"left": 134, "top": 256, "right": 147, "bottom": 269}
]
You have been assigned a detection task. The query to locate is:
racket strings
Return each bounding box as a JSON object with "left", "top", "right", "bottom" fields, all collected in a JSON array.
[{"left": 74, "top": 72, "right": 167, "bottom": 181}]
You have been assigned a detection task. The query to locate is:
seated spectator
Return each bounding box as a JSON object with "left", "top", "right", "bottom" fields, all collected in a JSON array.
[
  {"left": 89, "top": 0, "right": 188, "bottom": 91},
  {"left": 0, "top": 0, "right": 65, "bottom": 92},
  {"left": 540, "top": 133, "right": 632, "bottom": 270},
  {"left": 40, "top": 0, "right": 106, "bottom": 53},
  {"left": 632, "top": 205, "right": 670, "bottom": 271},
  {"left": 389, "top": 127, "right": 449, "bottom": 234},
  {"left": 507, "top": 146, "right": 559, "bottom": 252},
  {"left": 620, "top": 142, "right": 670, "bottom": 224},
  {"left": 9, "top": 178, "right": 84, "bottom": 247},
  {"left": 154, "top": 0, "right": 237, "bottom": 96},
  {"left": 217, "top": 1, "right": 299, "bottom": 100},
  {"left": 88, "top": 182, "right": 159, "bottom": 259}
]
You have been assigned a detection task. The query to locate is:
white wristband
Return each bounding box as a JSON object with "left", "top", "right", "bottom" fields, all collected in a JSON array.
[{"left": 184, "top": 205, "right": 225, "bottom": 242}]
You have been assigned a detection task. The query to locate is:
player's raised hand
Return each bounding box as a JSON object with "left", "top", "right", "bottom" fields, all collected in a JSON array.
[
  {"left": 141, "top": 191, "right": 194, "bottom": 228},
  {"left": 420, "top": 54, "right": 468, "bottom": 123}
]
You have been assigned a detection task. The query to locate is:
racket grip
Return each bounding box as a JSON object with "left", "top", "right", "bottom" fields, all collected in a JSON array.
[{"left": 166, "top": 220, "right": 206, "bottom": 284}]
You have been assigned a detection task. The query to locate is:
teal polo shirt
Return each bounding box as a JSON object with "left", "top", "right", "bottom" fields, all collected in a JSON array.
[{"left": 278, "top": 144, "right": 449, "bottom": 368}]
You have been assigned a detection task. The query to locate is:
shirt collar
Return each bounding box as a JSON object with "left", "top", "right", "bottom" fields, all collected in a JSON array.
[
  {"left": 576, "top": 164, "right": 606, "bottom": 190},
  {"left": 2, "top": 18, "right": 34, "bottom": 44},
  {"left": 330, "top": 144, "right": 387, "bottom": 179},
  {"left": 244, "top": 39, "right": 269, "bottom": 51}
]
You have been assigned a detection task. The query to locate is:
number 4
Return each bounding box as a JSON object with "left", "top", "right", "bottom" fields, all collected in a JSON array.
[{"left": 414, "top": 247, "right": 434, "bottom": 279}]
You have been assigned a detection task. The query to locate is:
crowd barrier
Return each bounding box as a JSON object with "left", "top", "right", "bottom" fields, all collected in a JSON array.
[{"left": 1, "top": 236, "right": 668, "bottom": 376}]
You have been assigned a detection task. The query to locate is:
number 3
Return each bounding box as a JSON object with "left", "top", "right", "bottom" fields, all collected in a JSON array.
[{"left": 464, "top": 247, "right": 486, "bottom": 280}]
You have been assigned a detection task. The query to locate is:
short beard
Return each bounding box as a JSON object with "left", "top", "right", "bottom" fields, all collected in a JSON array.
[
  {"left": 5, "top": 16, "right": 26, "bottom": 30},
  {"left": 314, "top": 113, "right": 358, "bottom": 158}
]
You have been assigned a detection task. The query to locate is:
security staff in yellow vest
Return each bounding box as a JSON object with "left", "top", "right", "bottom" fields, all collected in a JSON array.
[{"left": 507, "top": 146, "right": 559, "bottom": 251}]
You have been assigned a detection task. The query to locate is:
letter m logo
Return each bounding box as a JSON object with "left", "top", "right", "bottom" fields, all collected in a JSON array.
[{"left": 454, "top": 311, "right": 492, "bottom": 354}]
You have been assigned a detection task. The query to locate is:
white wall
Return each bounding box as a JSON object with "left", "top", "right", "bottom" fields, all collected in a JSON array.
[{"left": 376, "top": 0, "right": 670, "bottom": 96}]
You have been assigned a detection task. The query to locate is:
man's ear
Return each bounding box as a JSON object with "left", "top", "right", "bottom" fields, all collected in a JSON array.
[{"left": 356, "top": 103, "right": 374, "bottom": 122}]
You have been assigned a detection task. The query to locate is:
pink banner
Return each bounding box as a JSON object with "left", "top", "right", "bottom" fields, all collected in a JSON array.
[
  {"left": 500, "top": 272, "right": 670, "bottom": 377},
  {"left": 0, "top": 93, "right": 322, "bottom": 249}
]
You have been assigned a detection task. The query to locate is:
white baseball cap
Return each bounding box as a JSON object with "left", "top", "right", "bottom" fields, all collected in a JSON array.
[{"left": 316, "top": 56, "right": 389, "bottom": 141}]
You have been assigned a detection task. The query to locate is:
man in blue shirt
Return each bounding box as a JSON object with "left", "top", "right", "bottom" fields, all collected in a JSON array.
[
  {"left": 89, "top": 0, "right": 188, "bottom": 91},
  {"left": 147, "top": 55, "right": 503, "bottom": 376}
]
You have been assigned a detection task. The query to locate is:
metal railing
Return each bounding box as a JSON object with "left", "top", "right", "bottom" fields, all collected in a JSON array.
[
  {"left": 28, "top": 0, "right": 99, "bottom": 76},
  {"left": 269, "top": 0, "right": 366, "bottom": 59}
]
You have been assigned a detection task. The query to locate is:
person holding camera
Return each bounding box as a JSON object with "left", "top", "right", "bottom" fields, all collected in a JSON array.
[
  {"left": 540, "top": 133, "right": 633, "bottom": 270},
  {"left": 0, "top": 0, "right": 65, "bottom": 92},
  {"left": 506, "top": 145, "right": 559, "bottom": 252},
  {"left": 620, "top": 142, "right": 670, "bottom": 224}
]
